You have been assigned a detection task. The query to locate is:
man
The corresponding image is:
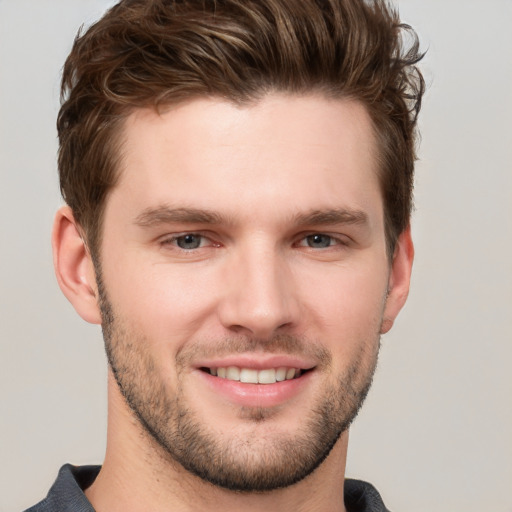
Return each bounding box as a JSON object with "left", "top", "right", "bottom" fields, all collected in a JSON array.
[{"left": 27, "top": 0, "right": 424, "bottom": 510}]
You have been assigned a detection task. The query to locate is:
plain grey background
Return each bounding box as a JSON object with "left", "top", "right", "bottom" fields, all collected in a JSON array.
[{"left": 1, "top": 1, "right": 511, "bottom": 511}]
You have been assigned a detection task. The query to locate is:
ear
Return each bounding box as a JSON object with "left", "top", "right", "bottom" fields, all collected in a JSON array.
[
  {"left": 52, "top": 206, "right": 102, "bottom": 324},
  {"left": 380, "top": 225, "right": 414, "bottom": 334}
]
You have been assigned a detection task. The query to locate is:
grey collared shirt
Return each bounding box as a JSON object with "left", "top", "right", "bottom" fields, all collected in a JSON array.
[{"left": 25, "top": 464, "right": 390, "bottom": 511}]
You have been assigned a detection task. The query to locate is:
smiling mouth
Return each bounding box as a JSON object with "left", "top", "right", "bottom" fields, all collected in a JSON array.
[{"left": 200, "top": 366, "right": 309, "bottom": 384}]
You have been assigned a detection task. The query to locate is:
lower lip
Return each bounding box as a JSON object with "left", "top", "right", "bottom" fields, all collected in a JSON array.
[{"left": 197, "top": 370, "right": 313, "bottom": 408}]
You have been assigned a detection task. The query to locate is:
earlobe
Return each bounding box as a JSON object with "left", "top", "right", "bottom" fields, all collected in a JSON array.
[
  {"left": 380, "top": 226, "right": 414, "bottom": 334},
  {"left": 52, "top": 206, "right": 102, "bottom": 324}
]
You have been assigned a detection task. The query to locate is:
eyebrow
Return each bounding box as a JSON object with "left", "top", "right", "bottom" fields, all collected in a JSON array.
[
  {"left": 292, "top": 208, "right": 369, "bottom": 227},
  {"left": 134, "top": 206, "right": 225, "bottom": 227},
  {"left": 134, "top": 205, "right": 368, "bottom": 229}
]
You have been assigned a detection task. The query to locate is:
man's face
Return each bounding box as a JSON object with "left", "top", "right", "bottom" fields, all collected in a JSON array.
[{"left": 96, "top": 94, "right": 403, "bottom": 490}]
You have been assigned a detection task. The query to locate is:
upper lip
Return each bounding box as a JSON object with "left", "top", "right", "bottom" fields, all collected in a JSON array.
[{"left": 194, "top": 354, "right": 317, "bottom": 371}]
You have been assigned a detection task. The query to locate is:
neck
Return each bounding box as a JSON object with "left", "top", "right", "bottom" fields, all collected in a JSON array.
[{"left": 86, "top": 373, "right": 349, "bottom": 512}]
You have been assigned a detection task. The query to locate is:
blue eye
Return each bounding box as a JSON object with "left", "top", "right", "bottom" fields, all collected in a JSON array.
[
  {"left": 305, "top": 234, "right": 333, "bottom": 248},
  {"left": 175, "top": 234, "right": 203, "bottom": 250}
]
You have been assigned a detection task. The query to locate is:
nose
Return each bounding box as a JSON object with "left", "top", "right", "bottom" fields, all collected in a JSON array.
[{"left": 217, "top": 243, "right": 300, "bottom": 339}]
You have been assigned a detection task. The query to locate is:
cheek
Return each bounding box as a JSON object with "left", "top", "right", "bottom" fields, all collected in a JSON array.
[
  {"left": 300, "top": 255, "right": 388, "bottom": 313},
  {"left": 298, "top": 262, "right": 388, "bottom": 355},
  {"left": 103, "top": 259, "right": 220, "bottom": 345}
]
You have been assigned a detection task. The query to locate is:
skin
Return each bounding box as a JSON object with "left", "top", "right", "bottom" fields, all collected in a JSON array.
[{"left": 53, "top": 93, "right": 413, "bottom": 512}]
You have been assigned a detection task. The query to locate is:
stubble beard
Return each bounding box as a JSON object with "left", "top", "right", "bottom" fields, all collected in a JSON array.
[{"left": 97, "top": 275, "right": 380, "bottom": 492}]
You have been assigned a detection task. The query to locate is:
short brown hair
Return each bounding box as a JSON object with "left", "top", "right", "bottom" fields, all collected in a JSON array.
[{"left": 58, "top": 0, "right": 424, "bottom": 257}]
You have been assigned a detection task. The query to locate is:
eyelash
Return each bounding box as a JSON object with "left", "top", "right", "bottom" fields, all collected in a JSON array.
[
  {"left": 296, "top": 233, "right": 348, "bottom": 249},
  {"left": 161, "top": 233, "right": 217, "bottom": 251},
  {"left": 160, "top": 232, "right": 349, "bottom": 251}
]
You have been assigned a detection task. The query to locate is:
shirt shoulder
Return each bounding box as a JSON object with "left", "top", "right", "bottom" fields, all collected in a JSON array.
[
  {"left": 24, "top": 464, "right": 100, "bottom": 512},
  {"left": 344, "top": 478, "right": 391, "bottom": 512}
]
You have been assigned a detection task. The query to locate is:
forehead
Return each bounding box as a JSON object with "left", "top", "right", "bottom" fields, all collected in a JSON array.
[{"left": 110, "top": 94, "right": 382, "bottom": 228}]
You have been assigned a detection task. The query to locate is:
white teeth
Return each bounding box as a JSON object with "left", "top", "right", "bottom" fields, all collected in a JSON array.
[
  {"left": 275, "top": 367, "right": 287, "bottom": 381},
  {"left": 210, "top": 366, "right": 303, "bottom": 384},
  {"left": 240, "top": 368, "right": 258, "bottom": 383},
  {"left": 258, "top": 368, "right": 276, "bottom": 384},
  {"left": 226, "top": 366, "right": 240, "bottom": 380},
  {"left": 286, "top": 368, "right": 296, "bottom": 380}
]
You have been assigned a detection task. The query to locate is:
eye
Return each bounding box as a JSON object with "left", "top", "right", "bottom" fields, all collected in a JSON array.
[
  {"left": 302, "top": 234, "right": 337, "bottom": 249},
  {"left": 164, "top": 233, "right": 208, "bottom": 250},
  {"left": 177, "top": 234, "right": 204, "bottom": 249}
]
